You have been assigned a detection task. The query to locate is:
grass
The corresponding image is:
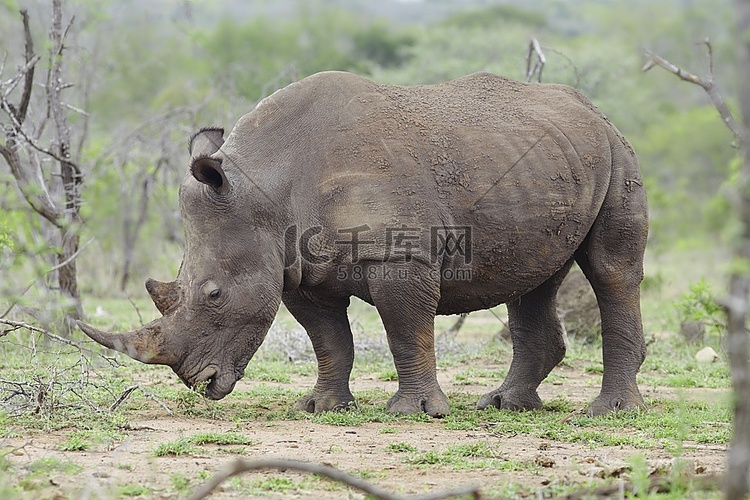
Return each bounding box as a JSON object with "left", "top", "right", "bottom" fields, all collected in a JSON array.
[
  {"left": 153, "top": 431, "right": 255, "bottom": 456},
  {"left": 387, "top": 442, "right": 417, "bottom": 452},
  {"left": 0, "top": 261, "right": 737, "bottom": 498},
  {"left": 153, "top": 437, "right": 197, "bottom": 457},
  {"left": 119, "top": 483, "right": 151, "bottom": 496},
  {"left": 406, "top": 442, "right": 535, "bottom": 471}
]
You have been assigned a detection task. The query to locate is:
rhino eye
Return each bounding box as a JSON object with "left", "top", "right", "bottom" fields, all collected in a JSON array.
[{"left": 209, "top": 289, "right": 221, "bottom": 299}]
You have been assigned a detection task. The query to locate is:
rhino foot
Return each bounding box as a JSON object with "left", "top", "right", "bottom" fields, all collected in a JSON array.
[
  {"left": 477, "top": 388, "right": 543, "bottom": 411},
  {"left": 294, "top": 392, "right": 356, "bottom": 413},
  {"left": 386, "top": 386, "right": 450, "bottom": 418},
  {"left": 587, "top": 391, "right": 646, "bottom": 416}
]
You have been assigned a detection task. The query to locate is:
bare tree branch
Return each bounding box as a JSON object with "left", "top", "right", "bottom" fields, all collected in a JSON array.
[
  {"left": 187, "top": 458, "right": 481, "bottom": 500},
  {"left": 642, "top": 43, "right": 745, "bottom": 145},
  {"left": 1, "top": 55, "right": 41, "bottom": 100},
  {"left": 93, "top": 98, "right": 211, "bottom": 166},
  {"left": 0, "top": 131, "right": 61, "bottom": 226},
  {"left": 3, "top": 319, "right": 79, "bottom": 350},
  {"left": 46, "top": 237, "right": 94, "bottom": 273},
  {"left": 17, "top": 9, "right": 35, "bottom": 123},
  {"left": 0, "top": 97, "right": 80, "bottom": 169}
]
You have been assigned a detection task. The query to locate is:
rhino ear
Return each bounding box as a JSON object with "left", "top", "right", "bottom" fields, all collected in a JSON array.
[
  {"left": 188, "top": 127, "right": 224, "bottom": 158},
  {"left": 191, "top": 156, "right": 229, "bottom": 194}
]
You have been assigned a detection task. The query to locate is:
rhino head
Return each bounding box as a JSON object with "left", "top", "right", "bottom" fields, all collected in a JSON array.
[{"left": 79, "top": 127, "right": 284, "bottom": 400}]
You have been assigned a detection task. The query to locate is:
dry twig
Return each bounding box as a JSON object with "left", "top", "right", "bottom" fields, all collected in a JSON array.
[
  {"left": 109, "top": 384, "right": 173, "bottom": 415},
  {"left": 0, "top": 318, "right": 120, "bottom": 367}
]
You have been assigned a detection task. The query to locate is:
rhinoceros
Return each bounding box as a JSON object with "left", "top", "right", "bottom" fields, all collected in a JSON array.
[{"left": 79, "top": 71, "right": 648, "bottom": 417}]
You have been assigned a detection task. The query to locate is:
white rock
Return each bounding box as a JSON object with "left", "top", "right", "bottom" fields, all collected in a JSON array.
[{"left": 695, "top": 346, "right": 719, "bottom": 363}]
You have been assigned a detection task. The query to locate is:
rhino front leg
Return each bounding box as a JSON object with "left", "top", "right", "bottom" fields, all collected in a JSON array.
[
  {"left": 478, "top": 261, "right": 572, "bottom": 411},
  {"left": 369, "top": 267, "right": 450, "bottom": 418},
  {"left": 282, "top": 291, "right": 356, "bottom": 413}
]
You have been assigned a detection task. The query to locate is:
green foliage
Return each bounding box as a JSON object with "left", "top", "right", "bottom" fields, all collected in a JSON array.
[
  {"left": 0, "top": 217, "right": 12, "bottom": 251},
  {"left": 634, "top": 106, "right": 740, "bottom": 249},
  {"left": 353, "top": 20, "right": 416, "bottom": 68},
  {"left": 673, "top": 279, "right": 726, "bottom": 336},
  {"left": 444, "top": 4, "right": 546, "bottom": 30},
  {"left": 194, "top": 7, "right": 416, "bottom": 102}
]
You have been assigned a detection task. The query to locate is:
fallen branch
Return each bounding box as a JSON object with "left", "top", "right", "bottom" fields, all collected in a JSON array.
[{"left": 187, "top": 458, "right": 480, "bottom": 500}]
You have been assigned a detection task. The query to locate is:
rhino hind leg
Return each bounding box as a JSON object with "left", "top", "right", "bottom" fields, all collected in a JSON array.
[
  {"left": 369, "top": 268, "right": 450, "bottom": 418},
  {"left": 282, "top": 290, "right": 356, "bottom": 413},
  {"left": 478, "top": 260, "right": 573, "bottom": 412},
  {"left": 575, "top": 172, "right": 649, "bottom": 416}
]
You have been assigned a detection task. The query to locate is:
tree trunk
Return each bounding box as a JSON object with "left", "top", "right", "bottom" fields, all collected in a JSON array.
[
  {"left": 726, "top": 1, "right": 750, "bottom": 498},
  {"left": 49, "top": 0, "right": 83, "bottom": 318}
]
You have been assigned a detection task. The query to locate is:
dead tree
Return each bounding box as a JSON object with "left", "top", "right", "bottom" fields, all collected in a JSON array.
[
  {"left": 525, "top": 38, "right": 546, "bottom": 83},
  {"left": 643, "top": 22, "right": 750, "bottom": 499},
  {"left": 0, "top": 2, "right": 85, "bottom": 319}
]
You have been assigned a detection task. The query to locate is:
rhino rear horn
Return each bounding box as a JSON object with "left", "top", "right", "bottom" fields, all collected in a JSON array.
[{"left": 145, "top": 278, "right": 180, "bottom": 315}]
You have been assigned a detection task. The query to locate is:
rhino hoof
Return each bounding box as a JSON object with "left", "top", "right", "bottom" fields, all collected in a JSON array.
[
  {"left": 587, "top": 394, "right": 646, "bottom": 416},
  {"left": 477, "top": 389, "right": 543, "bottom": 411},
  {"left": 294, "top": 393, "right": 356, "bottom": 414},
  {"left": 386, "top": 389, "right": 450, "bottom": 418}
]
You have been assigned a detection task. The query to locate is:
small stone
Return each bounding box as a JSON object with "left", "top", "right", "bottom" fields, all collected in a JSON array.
[
  {"left": 534, "top": 454, "right": 555, "bottom": 468},
  {"left": 582, "top": 466, "right": 605, "bottom": 478},
  {"left": 695, "top": 346, "right": 719, "bottom": 363}
]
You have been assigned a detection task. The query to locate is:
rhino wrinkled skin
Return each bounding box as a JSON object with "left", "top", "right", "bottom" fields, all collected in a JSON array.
[{"left": 80, "top": 71, "right": 648, "bottom": 417}]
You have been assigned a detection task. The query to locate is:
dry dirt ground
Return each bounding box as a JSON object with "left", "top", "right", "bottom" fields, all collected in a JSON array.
[{"left": 2, "top": 356, "right": 728, "bottom": 499}]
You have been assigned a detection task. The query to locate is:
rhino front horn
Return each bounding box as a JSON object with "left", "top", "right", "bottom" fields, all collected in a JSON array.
[{"left": 77, "top": 319, "right": 176, "bottom": 366}]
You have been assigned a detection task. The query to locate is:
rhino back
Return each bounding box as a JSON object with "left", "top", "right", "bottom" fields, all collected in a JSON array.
[{"left": 224, "top": 72, "right": 631, "bottom": 308}]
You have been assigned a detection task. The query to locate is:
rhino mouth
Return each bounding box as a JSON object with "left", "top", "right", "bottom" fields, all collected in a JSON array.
[{"left": 182, "top": 365, "right": 240, "bottom": 400}]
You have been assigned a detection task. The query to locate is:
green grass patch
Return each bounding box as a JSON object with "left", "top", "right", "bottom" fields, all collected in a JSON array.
[
  {"left": 244, "top": 361, "right": 295, "bottom": 383},
  {"left": 153, "top": 437, "right": 197, "bottom": 457},
  {"left": 189, "top": 431, "right": 254, "bottom": 446},
  {"left": 154, "top": 431, "right": 255, "bottom": 456},
  {"left": 387, "top": 442, "right": 417, "bottom": 453},
  {"left": 119, "top": 483, "right": 151, "bottom": 497},
  {"left": 377, "top": 367, "right": 398, "bottom": 381},
  {"left": 406, "top": 441, "right": 534, "bottom": 471},
  {"left": 58, "top": 432, "right": 90, "bottom": 452}
]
